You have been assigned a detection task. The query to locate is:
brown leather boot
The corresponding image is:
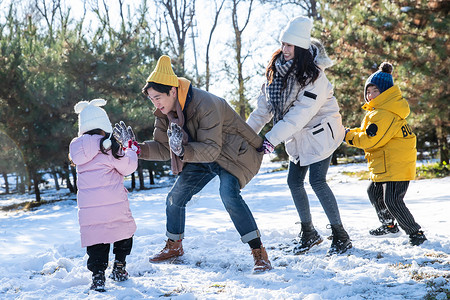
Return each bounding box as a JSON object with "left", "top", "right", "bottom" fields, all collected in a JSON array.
[
  {"left": 251, "top": 246, "right": 272, "bottom": 273},
  {"left": 149, "top": 239, "right": 184, "bottom": 263}
]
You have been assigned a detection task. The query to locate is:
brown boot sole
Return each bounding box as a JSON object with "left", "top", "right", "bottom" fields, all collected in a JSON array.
[
  {"left": 149, "top": 254, "right": 184, "bottom": 263},
  {"left": 253, "top": 264, "right": 272, "bottom": 274}
]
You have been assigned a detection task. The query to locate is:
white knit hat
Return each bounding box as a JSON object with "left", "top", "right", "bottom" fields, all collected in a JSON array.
[
  {"left": 74, "top": 99, "right": 113, "bottom": 137},
  {"left": 279, "top": 16, "right": 313, "bottom": 49}
]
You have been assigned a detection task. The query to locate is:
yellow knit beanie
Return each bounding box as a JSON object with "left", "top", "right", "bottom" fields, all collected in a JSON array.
[{"left": 146, "top": 55, "right": 179, "bottom": 87}]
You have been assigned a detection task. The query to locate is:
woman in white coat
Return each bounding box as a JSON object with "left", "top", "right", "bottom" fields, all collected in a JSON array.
[{"left": 247, "top": 16, "right": 351, "bottom": 255}]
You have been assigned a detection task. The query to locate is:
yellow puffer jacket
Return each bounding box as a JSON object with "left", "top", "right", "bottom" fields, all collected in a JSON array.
[{"left": 345, "top": 85, "right": 416, "bottom": 182}]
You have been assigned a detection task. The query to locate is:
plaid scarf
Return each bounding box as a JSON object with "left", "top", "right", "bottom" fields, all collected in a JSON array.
[{"left": 265, "top": 57, "right": 296, "bottom": 123}]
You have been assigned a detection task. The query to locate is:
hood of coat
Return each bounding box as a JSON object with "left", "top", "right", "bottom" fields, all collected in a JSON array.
[
  {"left": 362, "top": 85, "right": 410, "bottom": 119},
  {"left": 69, "top": 134, "right": 103, "bottom": 166},
  {"left": 311, "top": 38, "right": 333, "bottom": 70},
  {"left": 177, "top": 77, "right": 191, "bottom": 110}
]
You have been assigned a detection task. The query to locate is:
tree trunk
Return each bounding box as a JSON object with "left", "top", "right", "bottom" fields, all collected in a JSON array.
[
  {"left": 138, "top": 165, "right": 145, "bottom": 189},
  {"left": 70, "top": 165, "right": 77, "bottom": 192},
  {"left": 147, "top": 167, "right": 155, "bottom": 185},
  {"left": 32, "top": 171, "right": 41, "bottom": 202},
  {"left": 63, "top": 163, "right": 75, "bottom": 193},
  {"left": 231, "top": 0, "right": 253, "bottom": 119},
  {"left": 18, "top": 174, "right": 25, "bottom": 194},
  {"left": 131, "top": 172, "right": 136, "bottom": 190},
  {"left": 2, "top": 172, "right": 9, "bottom": 194},
  {"left": 51, "top": 169, "right": 60, "bottom": 191},
  {"left": 331, "top": 151, "right": 338, "bottom": 165},
  {"left": 436, "top": 123, "right": 449, "bottom": 164}
]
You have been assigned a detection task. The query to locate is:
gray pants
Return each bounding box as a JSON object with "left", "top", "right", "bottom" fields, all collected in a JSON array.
[
  {"left": 287, "top": 156, "right": 342, "bottom": 226},
  {"left": 367, "top": 181, "right": 421, "bottom": 235}
]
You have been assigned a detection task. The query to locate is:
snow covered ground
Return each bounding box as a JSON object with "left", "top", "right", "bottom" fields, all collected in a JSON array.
[{"left": 1, "top": 158, "right": 449, "bottom": 299}]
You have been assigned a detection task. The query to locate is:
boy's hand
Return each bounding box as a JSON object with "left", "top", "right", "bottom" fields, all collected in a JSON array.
[
  {"left": 167, "top": 123, "right": 184, "bottom": 156},
  {"left": 344, "top": 128, "right": 350, "bottom": 142}
]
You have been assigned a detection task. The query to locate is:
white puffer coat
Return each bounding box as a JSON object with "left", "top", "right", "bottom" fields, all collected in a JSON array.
[{"left": 247, "top": 41, "right": 344, "bottom": 166}]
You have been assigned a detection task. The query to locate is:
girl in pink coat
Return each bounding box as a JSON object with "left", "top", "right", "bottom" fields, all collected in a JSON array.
[{"left": 69, "top": 99, "right": 139, "bottom": 292}]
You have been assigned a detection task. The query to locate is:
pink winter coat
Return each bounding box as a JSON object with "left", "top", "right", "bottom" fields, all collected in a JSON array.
[{"left": 69, "top": 134, "right": 138, "bottom": 247}]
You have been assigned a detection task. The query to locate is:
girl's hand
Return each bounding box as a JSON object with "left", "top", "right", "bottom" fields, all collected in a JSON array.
[
  {"left": 113, "top": 121, "right": 136, "bottom": 146},
  {"left": 257, "top": 139, "right": 275, "bottom": 154}
]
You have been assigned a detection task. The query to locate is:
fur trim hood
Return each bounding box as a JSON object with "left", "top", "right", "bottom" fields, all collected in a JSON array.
[{"left": 311, "top": 38, "right": 333, "bottom": 70}]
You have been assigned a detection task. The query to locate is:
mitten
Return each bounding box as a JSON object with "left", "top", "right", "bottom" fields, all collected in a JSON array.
[
  {"left": 257, "top": 139, "right": 275, "bottom": 154},
  {"left": 167, "top": 123, "right": 184, "bottom": 156},
  {"left": 127, "top": 140, "right": 141, "bottom": 154}
]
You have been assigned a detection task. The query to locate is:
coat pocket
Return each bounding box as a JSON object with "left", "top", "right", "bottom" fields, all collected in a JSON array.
[
  {"left": 367, "top": 151, "right": 386, "bottom": 174},
  {"left": 305, "top": 121, "right": 335, "bottom": 155}
]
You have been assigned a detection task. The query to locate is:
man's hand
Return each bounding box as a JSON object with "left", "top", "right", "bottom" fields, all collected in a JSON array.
[{"left": 167, "top": 123, "right": 184, "bottom": 156}]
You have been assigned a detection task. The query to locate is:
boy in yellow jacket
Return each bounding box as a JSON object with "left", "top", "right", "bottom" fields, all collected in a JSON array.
[{"left": 344, "top": 62, "right": 427, "bottom": 246}]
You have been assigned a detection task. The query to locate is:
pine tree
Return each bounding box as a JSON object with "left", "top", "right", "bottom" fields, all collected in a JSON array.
[{"left": 317, "top": 0, "right": 449, "bottom": 163}]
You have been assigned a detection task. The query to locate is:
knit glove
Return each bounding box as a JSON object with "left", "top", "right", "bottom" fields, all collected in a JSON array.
[
  {"left": 113, "top": 121, "right": 136, "bottom": 147},
  {"left": 167, "top": 123, "right": 184, "bottom": 156},
  {"left": 257, "top": 138, "right": 275, "bottom": 154}
]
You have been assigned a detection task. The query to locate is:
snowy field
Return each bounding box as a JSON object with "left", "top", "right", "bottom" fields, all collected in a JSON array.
[{"left": 1, "top": 158, "right": 449, "bottom": 299}]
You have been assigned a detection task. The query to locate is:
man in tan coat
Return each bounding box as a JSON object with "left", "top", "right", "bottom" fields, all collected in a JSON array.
[{"left": 131, "top": 55, "right": 271, "bottom": 273}]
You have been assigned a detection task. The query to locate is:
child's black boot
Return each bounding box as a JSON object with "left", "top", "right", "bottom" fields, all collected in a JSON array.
[
  {"left": 369, "top": 223, "right": 399, "bottom": 236},
  {"left": 109, "top": 260, "right": 129, "bottom": 281},
  {"left": 90, "top": 270, "right": 106, "bottom": 292},
  {"left": 409, "top": 230, "right": 427, "bottom": 246}
]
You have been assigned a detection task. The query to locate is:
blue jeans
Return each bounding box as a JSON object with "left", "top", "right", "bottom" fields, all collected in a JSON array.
[
  {"left": 165, "top": 162, "right": 260, "bottom": 243},
  {"left": 287, "top": 156, "right": 342, "bottom": 225}
]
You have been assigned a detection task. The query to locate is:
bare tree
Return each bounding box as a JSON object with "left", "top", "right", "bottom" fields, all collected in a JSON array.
[
  {"left": 205, "top": 0, "right": 225, "bottom": 91},
  {"left": 34, "top": 0, "right": 61, "bottom": 44},
  {"left": 231, "top": 0, "right": 253, "bottom": 119},
  {"left": 57, "top": 0, "right": 71, "bottom": 39},
  {"left": 259, "top": 0, "right": 320, "bottom": 19},
  {"left": 190, "top": 20, "right": 199, "bottom": 84},
  {"left": 157, "top": 0, "right": 196, "bottom": 73},
  {"left": 89, "top": 0, "right": 113, "bottom": 43}
]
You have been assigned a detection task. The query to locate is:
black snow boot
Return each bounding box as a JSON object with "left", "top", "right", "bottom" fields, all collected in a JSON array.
[
  {"left": 90, "top": 270, "right": 106, "bottom": 292},
  {"left": 369, "top": 223, "right": 399, "bottom": 236},
  {"left": 327, "top": 224, "right": 352, "bottom": 256},
  {"left": 409, "top": 230, "right": 427, "bottom": 246},
  {"left": 109, "top": 260, "right": 129, "bottom": 282},
  {"left": 293, "top": 222, "right": 323, "bottom": 255}
]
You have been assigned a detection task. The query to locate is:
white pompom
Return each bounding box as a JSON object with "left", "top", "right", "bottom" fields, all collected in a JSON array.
[
  {"left": 90, "top": 99, "right": 107, "bottom": 107},
  {"left": 74, "top": 101, "right": 89, "bottom": 114},
  {"left": 103, "top": 138, "right": 112, "bottom": 150}
]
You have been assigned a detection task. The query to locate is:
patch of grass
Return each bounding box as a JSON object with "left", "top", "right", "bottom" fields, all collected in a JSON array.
[
  {"left": 269, "top": 162, "right": 288, "bottom": 173},
  {"left": 0, "top": 197, "right": 75, "bottom": 212},
  {"left": 416, "top": 162, "right": 450, "bottom": 180},
  {"left": 424, "top": 279, "right": 450, "bottom": 300},
  {"left": 341, "top": 162, "right": 449, "bottom": 180},
  {"left": 341, "top": 170, "right": 370, "bottom": 180}
]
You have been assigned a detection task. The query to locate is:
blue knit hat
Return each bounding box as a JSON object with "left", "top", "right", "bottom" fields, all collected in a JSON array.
[{"left": 364, "top": 62, "right": 394, "bottom": 101}]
